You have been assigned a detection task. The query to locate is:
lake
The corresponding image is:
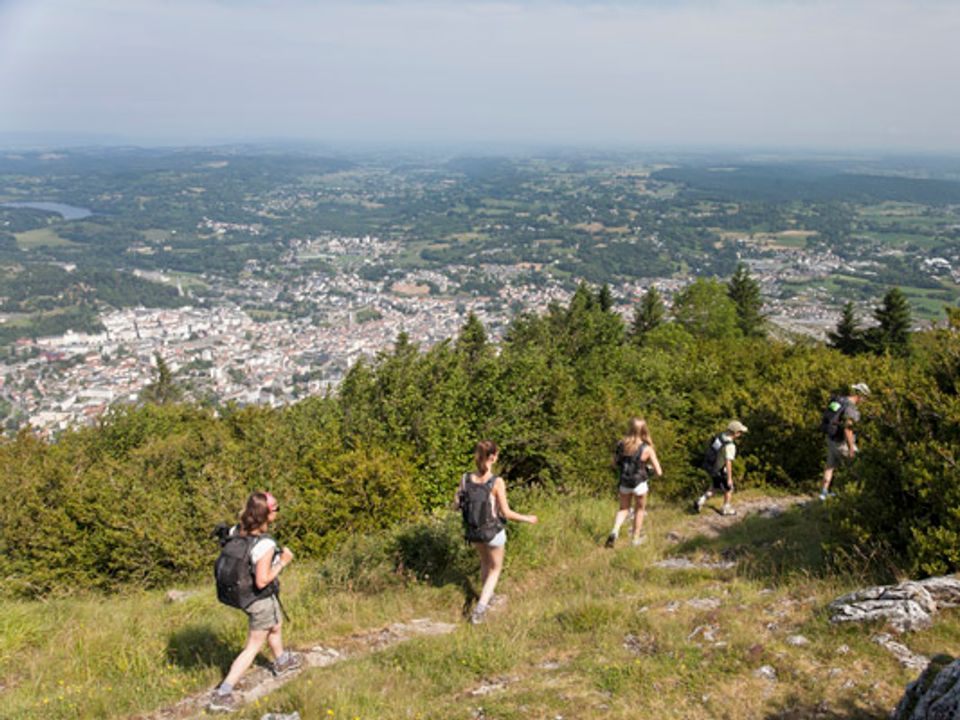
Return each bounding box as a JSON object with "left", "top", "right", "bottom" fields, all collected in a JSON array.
[{"left": 1, "top": 201, "right": 93, "bottom": 220}]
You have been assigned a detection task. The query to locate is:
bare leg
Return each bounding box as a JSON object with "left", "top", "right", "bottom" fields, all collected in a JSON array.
[
  {"left": 631, "top": 493, "right": 648, "bottom": 538},
  {"left": 611, "top": 492, "right": 632, "bottom": 535},
  {"left": 222, "top": 628, "right": 269, "bottom": 688},
  {"left": 822, "top": 466, "right": 834, "bottom": 494},
  {"left": 266, "top": 622, "right": 284, "bottom": 660},
  {"left": 476, "top": 544, "right": 505, "bottom": 608}
]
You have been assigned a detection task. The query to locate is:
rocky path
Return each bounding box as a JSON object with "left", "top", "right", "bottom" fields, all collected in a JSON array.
[{"left": 134, "top": 618, "right": 456, "bottom": 720}]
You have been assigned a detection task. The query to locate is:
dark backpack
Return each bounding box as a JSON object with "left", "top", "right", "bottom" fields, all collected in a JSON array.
[
  {"left": 458, "top": 474, "right": 504, "bottom": 543},
  {"left": 214, "top": 530, "right": 279, "bottom": 610},
  {"left": 618, "top": 442, "right": 649, "bottom": 489},
  {"left": 701, "top": 434, "right": 731, "bottom": 476},
  {"left": 820, "top": 396, "right": 848, "bottom": 441}
]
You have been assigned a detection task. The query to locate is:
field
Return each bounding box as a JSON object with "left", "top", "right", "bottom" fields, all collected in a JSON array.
[
  {"left": 0, "top": 491, "right": 948, "bottom": 720},
  {"left": 14, "top": 227, "right": 78, "bottom": 249}
]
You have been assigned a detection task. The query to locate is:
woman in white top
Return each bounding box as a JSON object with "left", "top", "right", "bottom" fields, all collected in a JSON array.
[
  {"left": 606, "top": 418, "right": 663, "bottom": 548},
  {"left": 457, "top": 440, "right": 538, "bottom": 625},
  {"left": 210, "top": 492, "right": 298, "bottom": 712}
]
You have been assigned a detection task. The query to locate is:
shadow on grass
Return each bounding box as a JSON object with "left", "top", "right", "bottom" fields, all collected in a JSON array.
[
  {"left": 764, "top": 693, "right": 891, "bottom": 719},
  {"left": 394, "top": 520, "right": 479, "bottom": 616},
  {"left": 670, "top": 500, "right": 890, "bottom": 585},
  {"left": 166, "top": 625, "right": 236, "bottom": 674}
]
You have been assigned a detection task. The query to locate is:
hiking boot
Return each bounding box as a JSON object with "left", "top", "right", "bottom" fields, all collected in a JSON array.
[
  {"left": 470, "top": 604, "right": 489, "bottom": 625},
  {"left": 272, "top": 651, "right": 302, "bottom": 676},
  {"left": 208, "top": 691, "right": 237, "bottom": 713},
  {"left": 604, "top": 532, "right": 617, "bottom": 548},
  {"left": 720, "top": 505, "right": 737, "bottom": 517},
  {"left": 631, "top": 535, "right": 646, "bottom": 547}
]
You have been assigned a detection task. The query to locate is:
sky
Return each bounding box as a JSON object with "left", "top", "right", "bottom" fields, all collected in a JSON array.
[{"left": 0, "top": 0, "right": 959, "bottom": 151}]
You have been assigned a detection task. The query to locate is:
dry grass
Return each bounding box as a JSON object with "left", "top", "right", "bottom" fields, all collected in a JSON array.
[{"left": 1, "top": 492, "right": 954, "bottom": 719}]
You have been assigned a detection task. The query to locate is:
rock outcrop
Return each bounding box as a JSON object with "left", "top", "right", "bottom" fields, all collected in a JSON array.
[
  {"left": 828, "top": 581, "right": 937, "bottom": 632},
  {"left": 892, "top": 654, "right": 960, "bottom": 720}
]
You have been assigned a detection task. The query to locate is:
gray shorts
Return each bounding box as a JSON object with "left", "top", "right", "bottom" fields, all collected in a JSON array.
[
  {"left": 246, "top": 595, "right": 281, "bottom": 631},
  {"left": 826, "top": 440, "right": 856, "bottom": 469}
]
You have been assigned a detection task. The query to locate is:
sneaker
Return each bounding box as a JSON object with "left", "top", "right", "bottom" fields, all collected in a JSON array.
[
  {"left": 470, "top": 604, "right": 489, "bottom": 625},
  {"left": 604, "top": 532, "right": 617, "bottom": 548},
  {"left": 631, "top": 535, "right": 646, "bottom": 547},
  {"left": 721, "top": 505, "right": 737, "bottom": 517},
  {"left": 208, "top": 691, "right": 237, "bottom": 713},
  {"left": 819, "top": 491, "right": 835, "bottom": 501},
  {"left": 272, "top": 651, "right": 302, "bottom": 675},
  {"left": 693, "top": 496, "right": 705, "bottom": 514}
]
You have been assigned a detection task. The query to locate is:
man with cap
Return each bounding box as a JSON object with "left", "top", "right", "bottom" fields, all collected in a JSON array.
[
  {"left": 819, "top": 383, "right": 870, "bottom": 501},
  {"left": 694, "top": 420, "right": 748, "bottom": 516}
]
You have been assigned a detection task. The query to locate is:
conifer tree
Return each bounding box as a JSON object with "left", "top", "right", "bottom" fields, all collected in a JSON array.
[
  {"left": 869, "top": 287, "right": 912, "bottom": 356},
  {"left": 827, "top": 301, "right": 865, "bottom": 356},
  {"left": 630, "top": 286, "right": 665, "bottom": 342},
  {"left": 456, "top": 312, "right": 490, "bottom": 366},
  {"left": 597, "top": 284, "right": 614, "bottom": 312},
  {"left": 727, "top": 263, "right": 765, "bottom": 337},
  {"left": 140, "top": 353, "right": 182, "bottom": 405}
]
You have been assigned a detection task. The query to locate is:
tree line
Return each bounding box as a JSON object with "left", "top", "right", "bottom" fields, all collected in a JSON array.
[{"left": 0, "top": 268, "right": 957, "bottom": 596}]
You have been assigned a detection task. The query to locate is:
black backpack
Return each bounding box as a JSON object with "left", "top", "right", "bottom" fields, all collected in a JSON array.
[
  {"left": 458, "top": 474, "right": 505, "bottom": 543},
  {"left": 618, "top": 442, "right": 649, "bottom": 489},
  {"left": 820, "top": 396, "right": 847, "bottom": 441},
  {"left": 701, "top": 434, "right": 731, "bottom": 476},
  {"left": 214, "top": 529, "right": 279, "bottom": 610}
]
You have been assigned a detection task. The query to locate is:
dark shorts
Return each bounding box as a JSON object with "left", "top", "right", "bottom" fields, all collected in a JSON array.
[{"left": 711, "top": 469, "right": 732, "bottom": 492}]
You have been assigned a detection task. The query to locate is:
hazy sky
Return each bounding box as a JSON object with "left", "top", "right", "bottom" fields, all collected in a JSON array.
[{"left": 1, "top": 0, "right": 958, "bottom": 151}]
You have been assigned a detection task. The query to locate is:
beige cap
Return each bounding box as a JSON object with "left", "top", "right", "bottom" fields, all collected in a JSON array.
[
  {"left": 727, "top": 420, "right": 748, "bottom": 434},
  {"left": 851, "top": 382, "right": 871, "bottom": 396}
]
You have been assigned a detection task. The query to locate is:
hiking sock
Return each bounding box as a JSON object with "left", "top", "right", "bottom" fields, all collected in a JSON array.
[{"left": 217, "top": 683, "right": 234, "bottom": 696}]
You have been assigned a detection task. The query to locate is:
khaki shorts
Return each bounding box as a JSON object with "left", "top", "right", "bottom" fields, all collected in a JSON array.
[
  {"left": 246, "top": 595, "right": 281, "bottom": 631},
  {"left": 826, "top": 440, "right": 857, "bottom": 470}
]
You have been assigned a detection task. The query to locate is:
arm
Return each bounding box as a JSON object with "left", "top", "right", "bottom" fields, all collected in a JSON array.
[
  {"left": 254, "top": 543, "right": 294, "bottom": 590},
  {"left": 493, "top": 477, "right": 537, "bottom": 525},
  {"left": 844, "top": 426, "right": 856, "bottom": 457},
  {"left": 644, "top": 446, "right": 663, "bottom": 478}
]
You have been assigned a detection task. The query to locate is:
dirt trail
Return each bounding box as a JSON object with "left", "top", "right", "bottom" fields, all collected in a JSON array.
[
  {"left": 670, "top": 494, "right": 811, "bottom": 542},
  {"left": 134, "top": 618, "right": 456, "bottom": 720}
]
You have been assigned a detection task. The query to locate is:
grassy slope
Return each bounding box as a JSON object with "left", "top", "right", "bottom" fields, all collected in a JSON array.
[{"left": 3, "top": 491, "right": 958, "bottom": 720}]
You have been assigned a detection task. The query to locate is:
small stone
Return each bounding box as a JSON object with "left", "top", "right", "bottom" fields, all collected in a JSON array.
[
  {"left": 754, "top": 665, "right": 777, "bottom": 681},
  {"left": 786, "top": 635, "right": 810, "bottom": 647},
  {"left": 165, "top": 589, "right": 197, "bottom": 603},
  {"left": 260, "top": 714, "right": 301, "bottom": 720},
  {"left": 836, "top": 644, "right": 850, "bottom": 655},
  {"left": 686, "top": 597, "right": 722, "bottom": 611}
]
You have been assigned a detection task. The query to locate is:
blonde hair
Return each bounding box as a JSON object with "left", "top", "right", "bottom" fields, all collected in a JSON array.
[{"left": 622, "top": 417, "right": 652, "bottom": 456}]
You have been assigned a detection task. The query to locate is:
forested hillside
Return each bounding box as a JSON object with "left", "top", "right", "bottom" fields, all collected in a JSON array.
[{"left": 1, "top": 284, "right": 958, "bottom": 596}]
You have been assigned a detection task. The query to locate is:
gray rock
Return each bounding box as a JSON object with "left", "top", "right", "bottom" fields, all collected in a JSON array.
[
  {"left": 260, "top": 714, "right": 301, "bottom": 720},
  {"left": 785, "top": 635, "right": 809, "bottom": 647},
  {"left": 654, "top": 558, "right": 736, "bottom": 571},
  {"left": 754, "top": 665, "right": 777, "bottom": 681},
  {"left": 872, "top": 633, "right": 930, "bottom": 671},
  {"left": 165, "top": 589, "right": 198, "bottom": 603},
  {"left": 828, "top": 582, "right": 937, "bottom": 632},
  {"left": 686, "top": 597, "right": 722, "bottom": 611},
  {"left": 892, "top": 654, "right": 960, "bottom": 720},
  {"left": 917, "top": 576, "right": 960, "bottom": 609}
]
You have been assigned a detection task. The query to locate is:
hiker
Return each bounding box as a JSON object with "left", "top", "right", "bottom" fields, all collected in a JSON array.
[
  {"left": 819, "top": 382, "right": 870, "bottom": 501},
  {"left": 694, "top": 420, "right": 748, "bottom": 516},
  {"left": 605, "top": 417, "right": 663, "bottom": 548},
  {"left": 456, "top": 440, "right": 538, "bottom": 625},
  {"left": 209, "top": 492, "right": 300, "bottom": 712}
]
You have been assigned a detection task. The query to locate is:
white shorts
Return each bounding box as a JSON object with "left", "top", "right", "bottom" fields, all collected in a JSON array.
[
  {"left": 619, "top": 481, "right": 649, "bottom": 497},
  {"left": 486, "top": 529, "right": 507, "bottom": 547}
]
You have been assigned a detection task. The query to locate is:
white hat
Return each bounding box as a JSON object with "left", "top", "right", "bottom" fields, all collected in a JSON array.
[
  {"left": 727, "top": 420, "right": 748, "bottom": 434},
  {"left": 851, "top": 382, "right": 871, "bottom": 396}
]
